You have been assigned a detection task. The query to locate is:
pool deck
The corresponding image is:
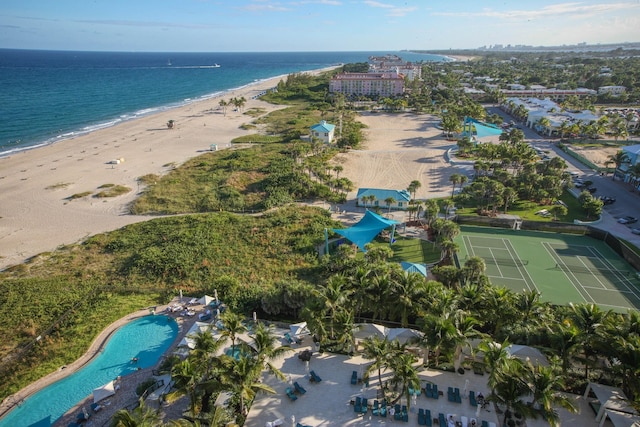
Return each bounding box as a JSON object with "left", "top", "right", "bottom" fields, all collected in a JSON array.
[
  {"left": 3, "top": 303, "right": 615, "bottom": 427},
  {"left": 246, "top": 338, "right": 610, "bottom": 427}
]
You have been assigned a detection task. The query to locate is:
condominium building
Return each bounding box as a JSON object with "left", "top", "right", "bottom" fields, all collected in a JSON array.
[{"left": 329, "top": 72, "right": 405, "bottom": 97}]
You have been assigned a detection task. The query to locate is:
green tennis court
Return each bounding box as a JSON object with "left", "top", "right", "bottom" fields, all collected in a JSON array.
[{"left": 454, "top": 225, "right": 640, "bottom": 312}]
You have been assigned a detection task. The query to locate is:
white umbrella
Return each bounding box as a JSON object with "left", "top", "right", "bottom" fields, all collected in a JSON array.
[
  {"left": 506, "top": 344, "right": 549, "bottom": 366},
  {"left": 386, "top": 328, "right": 423, "bottom": 344},
  {"left": 353, "top": 323, "right": 388, "bottom": 340},
  {"left": 290, "top": 321, "right": 309, "bottom": 336},
  {"left": 93, "top": 381, "right": 116, "bottom": 403}
]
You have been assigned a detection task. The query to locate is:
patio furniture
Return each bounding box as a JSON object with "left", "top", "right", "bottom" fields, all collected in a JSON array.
[
  {"left": 309, "top": 370, "right": 322, "bottom": 383},
  {"left": 354, "top": 396, "right": 362, "bottom": 413},
  {"left": 380, "top": 399, "right": 387, "bottom": 417},
  {"left": 351, "top": 370, "right": 358, "bottom": 385},
  {"left": 372, "top": 399, "right": 379, "bottom": 416},
  {"left": 394, "top": 404, "right": 402, "bottom": 421},
  {"left": 285, "top": 387, "right": 298, "bottom": 401},
  {"left": 361, "top": 398, "right": 369, "bottom": 414},
  {"left": 294, "top": 381, "right": 306, "bottom": 395},
  {"left": 469, "top": 390, "right": 477, "bottom": 407}
]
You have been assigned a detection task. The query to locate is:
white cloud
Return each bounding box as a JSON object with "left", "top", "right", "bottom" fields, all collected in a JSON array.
[
  {"left": 362, "top": 0, "right": 417, "bottom": 17},
  {"left": 432, "top": 2, "right": 639, "bottom": 21}
]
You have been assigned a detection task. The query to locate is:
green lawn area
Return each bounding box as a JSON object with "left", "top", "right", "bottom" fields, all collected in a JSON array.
[{"left": 367, "top": 235, "right": 441, "bottom": 265}]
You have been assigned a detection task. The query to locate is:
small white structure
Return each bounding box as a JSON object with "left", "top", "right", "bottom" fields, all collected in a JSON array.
[
  {"left": 310, "top": 120, "right": 336, "bottom": 143},
  {"left": 93, "top": 381, "right": 116, "bottom": 403}
]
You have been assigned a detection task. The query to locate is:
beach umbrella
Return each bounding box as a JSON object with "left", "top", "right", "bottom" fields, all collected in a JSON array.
[
  {"left": 386, "top": 328, "right": 423, "bottom": 344},
  {"left": 353, "top": 323, "right": 388, "bottom": 340},
  {"left": 290, "top": 321, "right": 309, "bottom": 336},
  {"left": 93, "top": 381, "right": 116, "bottom": 403},
  {"left": 505, "top": 344, "right": 549, "bottom": 366}
]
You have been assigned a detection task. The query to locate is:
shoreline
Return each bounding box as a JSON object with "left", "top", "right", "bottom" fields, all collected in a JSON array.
[
  {"left": 0, "top": 69, "right": 321, "bottom": 160},
  {"left": 0, "top": 66, "right": 338, "bottom": 270}
]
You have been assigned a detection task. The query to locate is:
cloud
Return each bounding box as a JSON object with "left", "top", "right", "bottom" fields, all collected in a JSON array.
[
  {"left": 241, "top": 1, "right": 292, "bottom": 12},
  {"left": 292, "top": 0, "right": 342, "bottom": 4},
  {"left": 362, "top": 0, "right": 417, "bottom": 17},
  {"left": 432, "top": 2, "right": 639, "bottom": 21}
]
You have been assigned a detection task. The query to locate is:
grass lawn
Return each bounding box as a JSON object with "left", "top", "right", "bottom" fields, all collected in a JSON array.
[{"left": 367, "top": 235, "right": 441, "bottom": 265}]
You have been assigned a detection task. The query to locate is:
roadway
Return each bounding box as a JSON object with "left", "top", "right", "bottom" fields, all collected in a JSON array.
[{"left": 484, "top": 106, "right": 640, "bottom": 248}]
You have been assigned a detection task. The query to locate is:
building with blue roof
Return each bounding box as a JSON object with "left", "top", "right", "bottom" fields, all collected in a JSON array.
[
  {"left": 310, "top": 120, "right": 336, "bottom": 144},
  {"left": 356, "top": 188, "right": 411, "bottom": 210}
]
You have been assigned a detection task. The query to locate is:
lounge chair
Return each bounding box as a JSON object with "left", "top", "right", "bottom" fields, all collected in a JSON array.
[
  {"left": 285, "top": 387, "right": 298, "bottom": 401},
  {"left": 284, "top": 332, "right": 295, "bottom": 344},
  {"left": 469, "top": 390, "right": 477, "bottom": 407},
  {"left": 418, "top": 408, "right": 426, "bottom": 426},
  {"left": 439, "top": 413, "right": 446, "bottom": 427},
  {"left": 372, "top": 399, "right": 379, "bottom": 416},
  {"left": 402, "top": 405, "right": 408, "bottom": 422},
  {"left": 90, "top": 403, "right": 102, "bottom": 413},
  {"left": 461, "top": 415, "right": 468, "bottom": 427},
  {"left": 425, "top": 409, "right": 432, "bottom": 426},
  {"left": 481, "top": 421, "right": 489, "bottom": 427},
  {"left": 351, "top": 370, "right": 358, "bottom": 385},
  {"left": 354, "top": 396, "right": 362, "bottom": 413},
  {"left": 394, "top": 404, "right": 402, "bottom": 421},
  {"left": 380, "top": 400, "right": 387, "bottom": 417},
  {"left": 361, "top": 398, "right": 368, "bottom": 414},
  {"left": 432, "top": 384, "right": 439, "bottom": 399},
  {"left": 309, "top": 370, "right": 322, "bottom": 383},
  {"left": 294, "top": 381, "right": 306, "bottom": 395},
  {"left": 296, "top": 423, "right": 312, "bottom": 427}
]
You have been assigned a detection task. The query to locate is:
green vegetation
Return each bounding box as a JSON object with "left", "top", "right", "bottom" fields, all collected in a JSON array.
[
  {"left": 94, "top": 184, "right": 131, "bottom": 198},
  {"left": 0, "top": 206, "right": 337, "bottom": 398},
  {"left": 45, "top": 182, "right": 72, "bottom": 190},
  {"left": 67, "top": 191, "right": 93, "bottom": 200}
]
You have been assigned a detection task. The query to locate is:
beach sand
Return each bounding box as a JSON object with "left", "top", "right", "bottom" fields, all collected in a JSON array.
[
  {"left": 333, "top": 112, "right": 470, "bottom": 201},
  {"left": 0, "top": 69, "right": 337, "bottom": 270}
]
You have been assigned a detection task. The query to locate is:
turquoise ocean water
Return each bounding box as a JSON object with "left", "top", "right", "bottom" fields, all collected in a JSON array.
[{"left": 0, "top": 50, "right": 450, "bottom": 157}]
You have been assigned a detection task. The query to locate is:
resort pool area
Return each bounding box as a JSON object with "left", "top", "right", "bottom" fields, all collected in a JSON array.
[{"left": 0, "top": 315, "right": 178, "bottom": 427}]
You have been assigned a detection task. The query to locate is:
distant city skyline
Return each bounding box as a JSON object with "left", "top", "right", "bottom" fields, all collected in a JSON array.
[{"left": 1, "top": 0, "right": 639, "bottom": 52}]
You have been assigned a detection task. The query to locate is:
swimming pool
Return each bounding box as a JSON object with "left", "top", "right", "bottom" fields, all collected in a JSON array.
[{"left": 0, "top": 314, "right": 178, "bottom": 427}]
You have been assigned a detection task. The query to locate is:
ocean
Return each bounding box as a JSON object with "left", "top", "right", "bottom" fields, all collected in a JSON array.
[{"left": 0, "top": 50, "right": 450, "bottom": 157}]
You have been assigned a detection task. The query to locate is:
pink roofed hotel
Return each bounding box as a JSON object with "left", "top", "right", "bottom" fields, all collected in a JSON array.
[{"left": 329, "top": 72, "right": 405, "bottom": 97}]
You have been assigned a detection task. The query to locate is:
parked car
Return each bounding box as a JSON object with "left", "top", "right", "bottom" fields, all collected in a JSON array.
[
  {"left": 574, "top": 180, "right": 585, "bottom": 188},
  {"left": 599, "top": 196, "right": 616, "bottom": 205},
  {"left": 587, "top": 187, "right": 597, "bottom": 194},
  {"left": 631, "top": 228, "right": 640, "bottom": 235},
  {"left": 618, "top": 216, "right": 638, "bottom": 224}
]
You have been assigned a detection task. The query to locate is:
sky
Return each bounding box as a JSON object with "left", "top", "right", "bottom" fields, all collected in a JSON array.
[{"left": 1, "top": 0, "right": 639, "bottom": 52}]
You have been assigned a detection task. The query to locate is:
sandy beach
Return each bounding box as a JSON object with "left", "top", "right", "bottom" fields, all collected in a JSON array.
[
  {"left": 0, "top": 70, "right": 339, "bottom": 270},
  {"left": 0, "top": 69, "right": 477, "bottom": 271}
]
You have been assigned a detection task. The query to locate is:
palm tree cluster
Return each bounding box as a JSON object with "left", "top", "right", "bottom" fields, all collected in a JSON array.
[
  {"left": 458, "top": 138, "right": 570, "bottom": 213},
  {"left": 306, "top": 242, "right": 640, "bottom": 426},
  {"left": 111, "top": 312, "right": 292, "bottom": 427}
]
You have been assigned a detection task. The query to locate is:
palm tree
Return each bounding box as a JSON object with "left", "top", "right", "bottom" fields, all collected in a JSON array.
[
  {"left": 547, "top": 320, "right": 580, "bottom": 377},
  {"left": 168, "top": 358, "right": 201, "bottom": 417},
  {"left": 218, "top": 99, "right": 228, "bottom": 116},
  {"left": 251, "top": 322, "right": 292, "bottom": 380},
  {"left": 110, "top": 397, "right": 162, "bottom": 427},
  {"left": 387, "top": 352, "right": 421, "bottom": 410},
  {"left": 384, "top": 197, "right": 396, "bottom": 214},
  {"left": 449, "top": 173, "right": 462, "bottom": 198},
  {"left": 462, "top": 256, "right": 486, "bottom": 283},
  {"left": 407, "top": 180, "right": 422, "bottom": 200},
  {"left": 361, "top": 336, "right": 393, "bottom": 389},
  {"left": 489, "top": 357, "right": 532, "bottom": 427},
  {"left": 219, "top": 311, "right": 248, "bottom": 355},
  {"left": 607, "top": 150, "right": 630, "bottom": 180},
  {"left": 218, "top": 354, "right": 276, "bottom": 418},
  {"left": 527, "top": 363, "right": 577, "bottom": 426},
  {"left": 388, "top": 270, "right": 427, "bottom": 327},
  {"left": 569, "top": 302, "right": 612, "bottom": 379}
]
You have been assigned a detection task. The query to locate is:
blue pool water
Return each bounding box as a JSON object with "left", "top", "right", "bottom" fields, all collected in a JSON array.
[{"left": 0, "top": 315, "right": 178, "bottom": 427}]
